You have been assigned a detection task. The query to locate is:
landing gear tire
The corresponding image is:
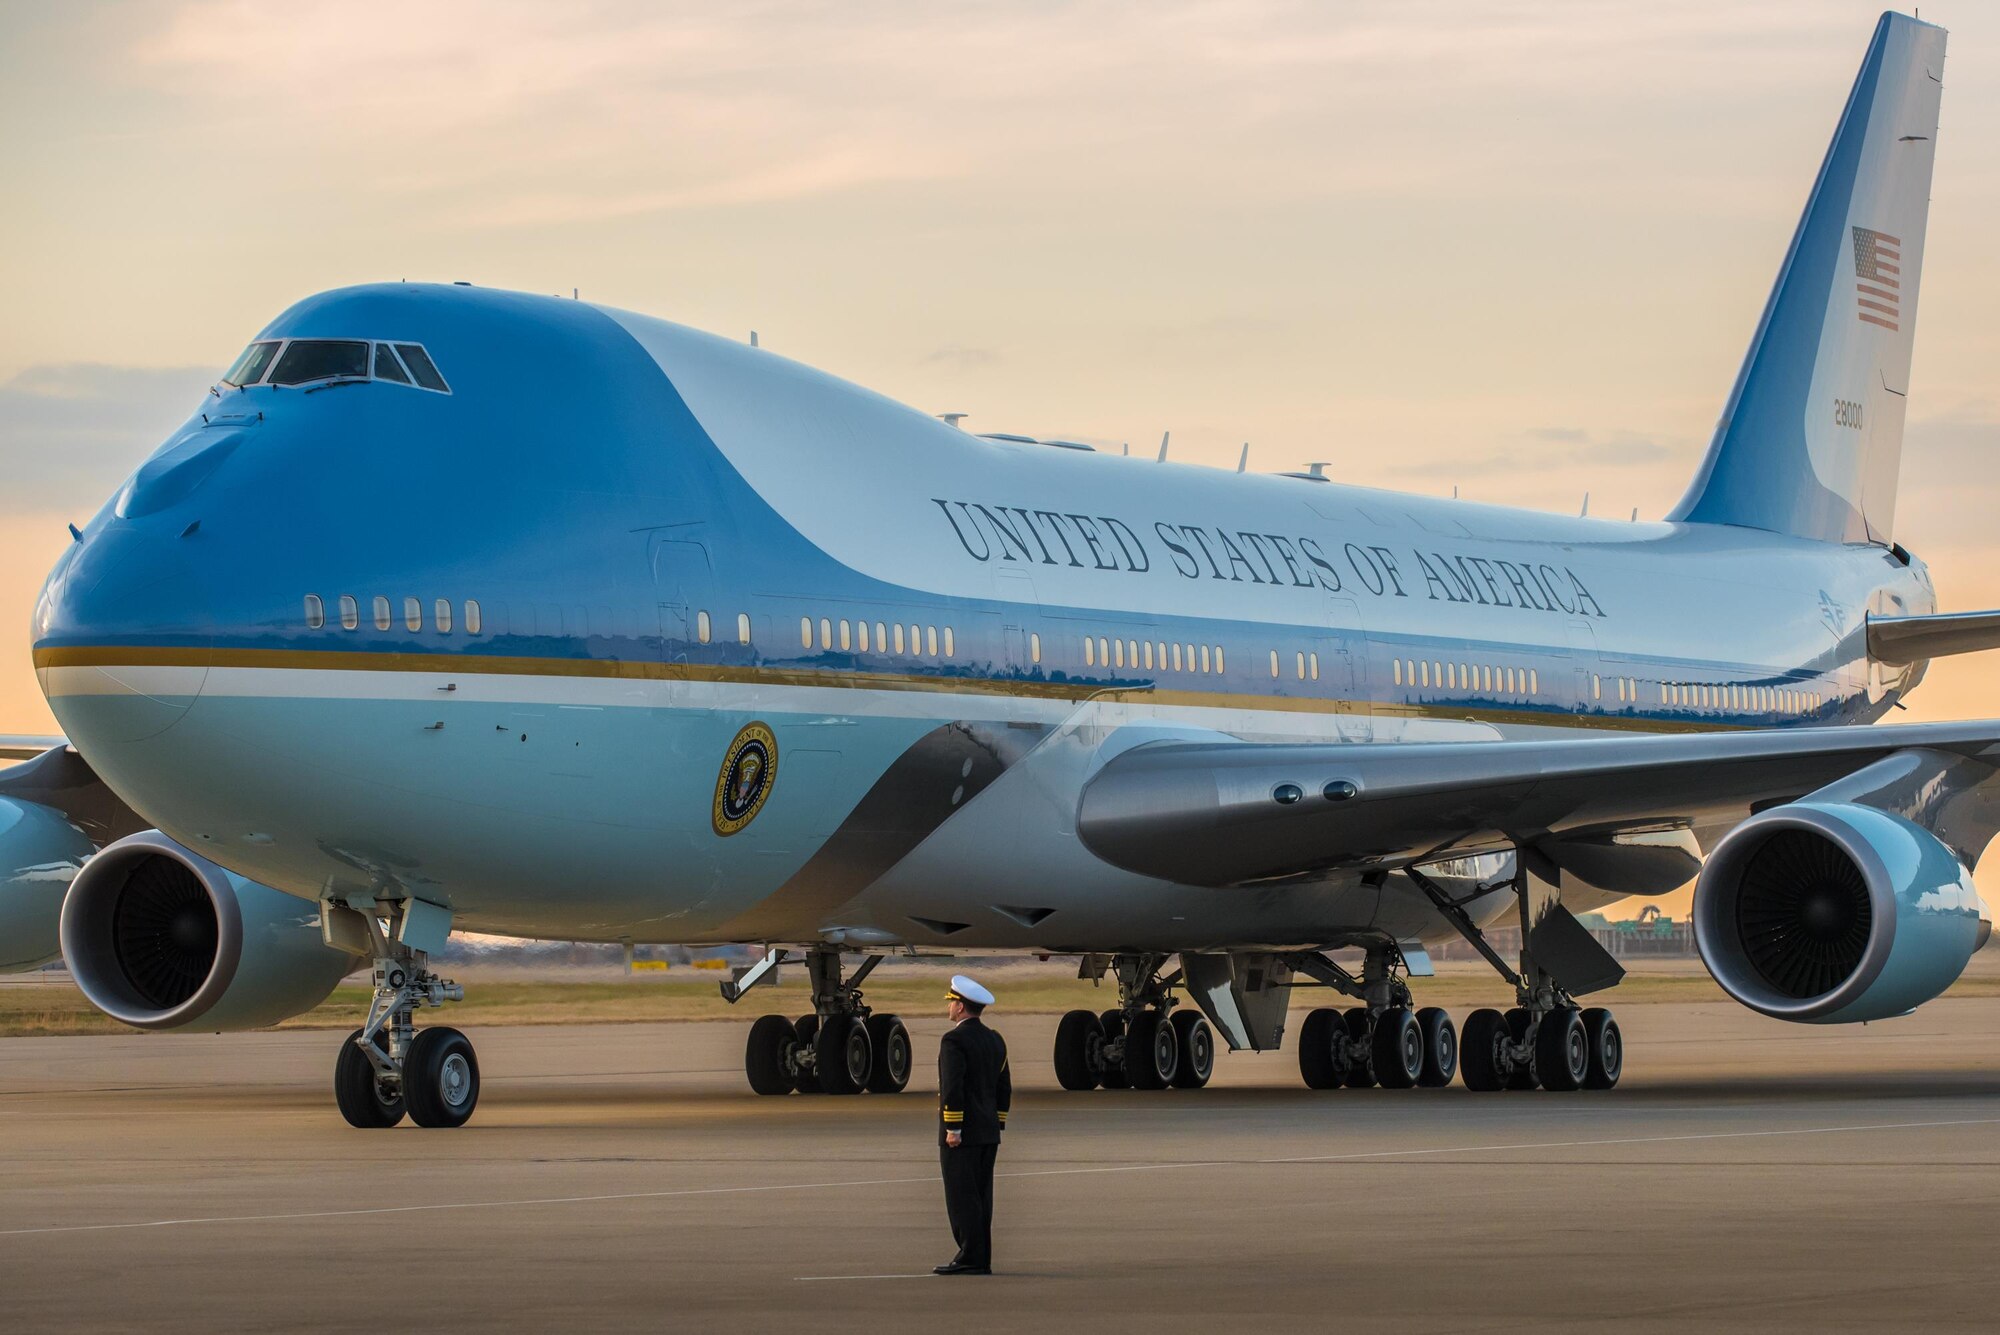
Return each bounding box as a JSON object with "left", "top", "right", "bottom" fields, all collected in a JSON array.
[
  {"left": 1169, "top": 1010, "right": 1215, "bottom": 1089},
  {"left": 1535, "top": 1007, "right": 1589, "bottom": 1092},
  {"left": 864, "top": 1014, "right": 912, "bottom": 1094},
  {"left": 333, "top": 1028, "right": 405, "bottom": 1128},
  {"left": 746, "top": 1014, "right": 798, "bottom": 1096},
  {"left": 1416, "top": 1007, "right": 1458, "bottom": 1088},
  {"left": 791, "top": 1015, "right": 822, "bottom": 1093},
  {"left": 1581, "top": 1007, "right": 1622, "bottom": 1090},
  {"left": 1460, "top": 1007, "right": 1508, "bottom": 1092},
  {"left": 1340, "top": 1008, "right": 1377, "bottom": 1088},
  {"left": 1054, "top": 1009, "right": 1106, "bottom": 1091},
  {"left": 1098, "top": 1010, "right": 1131, "bottom": 1089},
  {"left": 814, "top": 1013, "right": 874, "bottom": 1095},
  {"left": 1124, "top": 1010, "right": 1178, "bottom": 1089},
  {"left": 404, "top": 1026, "right": 480, "bottom": 1129},
  {"left": 1503, "top": 1008, "right": 1539, "bottom": 1090},
  {"left": 1371, "top": 1008, "right": 1424, "bottom": 1089},
  {"left": 1299, "top": 1007, "right": 1345, "bottom": 1090}
]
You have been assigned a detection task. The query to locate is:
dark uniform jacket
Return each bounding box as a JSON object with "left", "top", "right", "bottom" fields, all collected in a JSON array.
[{"left": 938, "top": 1017, "right": 1011, "bottom": 1147}]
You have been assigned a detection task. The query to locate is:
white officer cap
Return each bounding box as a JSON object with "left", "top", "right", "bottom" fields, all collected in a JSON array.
[{"left": 946, "top": 974, "right": 995, "bottom": 1007}]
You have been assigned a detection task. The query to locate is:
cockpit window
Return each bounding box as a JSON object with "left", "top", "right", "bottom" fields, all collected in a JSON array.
[
  {"left": 394, "top": 344, "right": 450, "bottom": 392},
  {"left": 222, "top": 341, "right": 281, "bottom": 387},
  {"left": 372, "top": 343, "right": 411, "bottom": 384},
  {"left": 269, "top": 340, "right": 370, "bottom": 386}
]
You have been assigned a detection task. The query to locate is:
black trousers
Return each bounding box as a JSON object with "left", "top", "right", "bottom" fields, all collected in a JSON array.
[{"left": 940, "top": 1142, "right": 998, "bottom": 1267}]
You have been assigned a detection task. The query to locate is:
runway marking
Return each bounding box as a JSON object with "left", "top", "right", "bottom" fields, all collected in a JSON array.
[{"left": 4, "top": 1115, "right": 1996, "bottom": 1239}]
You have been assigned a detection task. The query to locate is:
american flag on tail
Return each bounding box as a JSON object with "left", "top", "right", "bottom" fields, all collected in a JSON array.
[{"left": 1851, "top": 226, "right": 1901, "bottom": 331}]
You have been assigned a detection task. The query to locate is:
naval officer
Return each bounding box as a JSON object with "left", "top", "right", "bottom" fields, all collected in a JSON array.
[{"left": 935, "top": 974, "right": 1010, "bottom": 1276}]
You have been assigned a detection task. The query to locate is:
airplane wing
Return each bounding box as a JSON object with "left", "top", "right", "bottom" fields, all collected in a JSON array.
[
  {"left": 1868, "top": 610, "right": 2000, "bottom": 665},
  {"left": 1077, "top": 720, "right": 2000, "bottom": 889},
  {"left": 0, "top": 736, "right": 66, "bottom": 761}
]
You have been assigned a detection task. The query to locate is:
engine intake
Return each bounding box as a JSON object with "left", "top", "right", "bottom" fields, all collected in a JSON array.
[
  {"left": 60, "top": 831, "right": 355, "bottom": 1031},
  {"left": 1694, "top": 802, "right": 1986, "bottom": 1024}
]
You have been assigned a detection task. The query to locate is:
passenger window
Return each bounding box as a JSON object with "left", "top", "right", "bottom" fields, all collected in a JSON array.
[
  {"left": 304, "top": 594, "right": 325, "bottom": 629},
  {"left": 927, "top": 626, "right": 939, "bottom": 656},
  {"left": 801, "top": 617, "right": 812, "bottom": 649},
  {"left": 1143, "top": 642, "right": 1153, "bottom": 670},
  {"left": 839, "top": 620, "right": 851, "bottom": 651},
  {"left": 1215, "top": 646, "right": 1225, "bottom": 673},
  {"left": 1085, "top": 637, "right": 1095, "bottom": 667},
  {"left": 1592, "top": 674, "right": 1601, "bottom": 700},
  {"left": 466, "top": 600, "right": 483, "bottom": 635},
  {"left": 699, "top": 611, "right": 713, "bottom": 645},
  {"left": 1199, "top": 644, "right": 1210, "bottom": 673},
  {"left": 1271, "top": 650, "right": 1281, "bottom": 679},
  {"left": 1432, "top": 661, "right": 1442, "bottom": 686},
  {"left": 223, "top": 341, "right": 281, "bottom": 387},
  {"left": 1156, "top": 642, "right": 1168, "bottom": 669},
  {"left": 1173, "top": 644, "right": 1184, "bottom": 671},
  {"left": 1113, "top": 639, "right": 1124, "bottom": 669},
  {"left": 404, "top": 597, "right": 422, "bottom": 632},
  {"left": 1309, "top": 653, "right": 1320, "bottom": 681},
  {"left": 944, "top": 627, "right": 954, "bottom": 657},
  {"left": 1530, "top": 669, "right": 1539, "bottom": 694},
  {"left": 1030, "top": 633, "right": 1041, "bottom": 665},
  {"left": 373, "top": 596, "right": 392, "bottom": 631},
  {"left": 435, "top": 598, "right": 452, "bottom": 633},
  {"left": 339, "top": 595, "right": 359, "bottom": 630},
  {"left": 1420, "top": 661, "right": 1430, "bottom": 688},
  {"left": 394, "top": 344, "right": 450, "bottom": 392},
  {"left": 820, "top": 618, "right": 832, "bottom": 650},
  {"left": 270, "top": 339, "right": 370, "bottom": 385},
  {"left": 1393, "top": 658, "right": 1402, "bottom": 686},
  {"left": 1295, "top": 651, "right": 1305, "bottom": 680},
  {"left": 873, "top": 621, "right": 886, "bottom": 651},
  {"left": 909, "top": 624, "right": 921, "bottom": 654},
  {"left": 857, "top": 621, "right": 869, "bottom": 652},
  {"left": 373, "top": 344, "right": 411, "bottom": 384},
  {"left": 894, "top": 623, "right": 907, "bottom": 654}
]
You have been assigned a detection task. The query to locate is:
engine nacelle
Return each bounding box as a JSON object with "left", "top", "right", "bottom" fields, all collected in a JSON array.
[
  {"left": 59, "top": 831, "right": 356, "bottom": 1031},
  {"left": 0, "top": 797, "right": 97, "bottom": 972},
  {"left": 1693, "top": 801, "right": 1988, "bottom": 1024}
]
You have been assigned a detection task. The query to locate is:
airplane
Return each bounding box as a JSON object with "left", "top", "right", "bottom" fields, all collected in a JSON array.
[{"left": 3, "top": 10, "right": 1996, "bottom": 1127}]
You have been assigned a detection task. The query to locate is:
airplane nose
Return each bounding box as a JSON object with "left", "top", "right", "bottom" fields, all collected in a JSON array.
[{"left": 35, "top": 524, "right": 214, "bottom": 746}]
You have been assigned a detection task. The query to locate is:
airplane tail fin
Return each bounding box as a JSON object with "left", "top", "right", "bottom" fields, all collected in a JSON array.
[{"left": 1669, "top": 12, "right": 1945, "bottom": 546}]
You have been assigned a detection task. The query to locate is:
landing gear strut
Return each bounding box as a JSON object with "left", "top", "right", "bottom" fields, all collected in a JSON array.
[
  {"left": 734, "top": 948, "right": 911, "bottom": 1096},
  {"left": 1412, "top": 862, "right": 1623, "bottom": 1093},
  {"left": 332, "top": 903, "right": 472, "bottom": 1129},
  {"left": 1289, "top": 941, "right": 1458, "bottom": 1092},
  {"left": 1053, "top": 954, "right": 1217, "bottom": 1092}
]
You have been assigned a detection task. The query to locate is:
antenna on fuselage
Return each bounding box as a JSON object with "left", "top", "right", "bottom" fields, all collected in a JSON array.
[
  {"left": 750, "top": 331, "right": 759, "bottom": 348},
  {"left": 1579, "top": 492, "right": 1591, "bottom": 517},
  {"left": 1122, "top": 442, "right": 1129, "bottom": 456},
  {"left": 939, "top": 413, "right": 968, "bottom": 429},
  {"left": 1157, "top": 431, "right": 1170, "bottom": 462},
  {"left": 1236, "top": 443, "right": 1249, "bottom": 473},
  {"left": 1631, "top": 507, "right": 1639, "bottom": 521}
]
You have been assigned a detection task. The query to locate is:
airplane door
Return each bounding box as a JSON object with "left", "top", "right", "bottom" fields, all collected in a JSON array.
[
  {"left": 650, "top": 532, "right": 715, "bottom": 687},
  {"left": 994, "top": 569, "right": 1040, "bottom": 676},
  {"left": 1322, "top": 596, "right": 1370, "bottom": 743},
  {"left": 1564, "top": 621, "right": 1601, "bottom": 714}
]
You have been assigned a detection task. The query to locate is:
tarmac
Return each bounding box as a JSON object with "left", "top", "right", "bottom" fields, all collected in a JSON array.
[{"left": 4, "top": 998, "right": 1999, "bottom": 1332}]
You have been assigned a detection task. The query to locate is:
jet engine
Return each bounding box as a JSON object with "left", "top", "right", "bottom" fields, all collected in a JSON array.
[
  {"left": 1693, "top": 801, "right": 1989, "bottom": 1024},
  {"left": 59, "top": 830, "right": 357, "bottom": 1031},
  {"left": 0, "top": 796, "right": 96, "bottom": 971}
]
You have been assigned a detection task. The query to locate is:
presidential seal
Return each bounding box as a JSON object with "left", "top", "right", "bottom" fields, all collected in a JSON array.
[{"left": 713, "top": 722, "right": 777, "bottom": 836}]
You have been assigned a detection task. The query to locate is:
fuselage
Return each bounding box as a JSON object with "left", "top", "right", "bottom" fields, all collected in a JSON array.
[{"left": 31, "top": 284, "right": 1937, "bottom": 952}]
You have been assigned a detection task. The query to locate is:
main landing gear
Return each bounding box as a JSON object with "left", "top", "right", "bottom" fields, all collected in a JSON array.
[
  {"left": 332, "top": 904, "right": 474, "bottom": 1129},
  {"left": 1409, "top": 862, "right": 1624, "bottom": 1093},
  {"left": 732, "top": 948, "right": 913, "bottom": 1096},
  {"left": 1291, "top": 943, "right": 1460, "bottom": 1091},
  {"left": 1052, "top": 954, "right": 1218, "bottom": 1092}
]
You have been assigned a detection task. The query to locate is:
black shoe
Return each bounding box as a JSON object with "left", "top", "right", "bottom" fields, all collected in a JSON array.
[{"left": 933, "top": 1261, "right": 991, "bottom": 1275}]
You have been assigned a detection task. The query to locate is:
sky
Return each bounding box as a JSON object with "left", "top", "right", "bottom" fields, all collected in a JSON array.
[{"left": 0, "top": 2, "right": 1994, "bottom": 920}]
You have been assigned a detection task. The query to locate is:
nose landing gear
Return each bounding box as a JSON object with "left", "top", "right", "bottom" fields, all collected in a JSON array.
[
  {"left": 734, "top": 948, "right": 911, "bottom": 1096},
  {"left": 330, "top": 903, "right": 472, "bottom": 1129}
]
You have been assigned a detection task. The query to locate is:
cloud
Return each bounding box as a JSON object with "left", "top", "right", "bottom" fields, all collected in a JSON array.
[
  {"left": 0, "top": 364, "right": 210, "bottom": 515},
  {"left": 922, "top": 345, "right": 999, "bottom": 370}
]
